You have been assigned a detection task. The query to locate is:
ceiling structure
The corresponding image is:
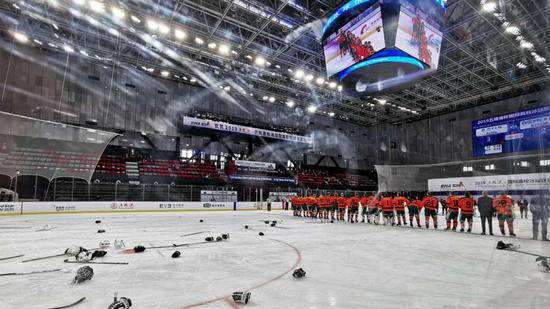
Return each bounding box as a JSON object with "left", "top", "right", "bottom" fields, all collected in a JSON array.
[{"left": 0, "top": 0, "right": 548, "bottom": 127}]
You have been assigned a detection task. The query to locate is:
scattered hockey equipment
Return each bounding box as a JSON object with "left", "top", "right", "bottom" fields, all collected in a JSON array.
[
  {"left": 216, "top": 236, "right": 223, "bottom": 242},
  {"left": 292, "top": 268, "right": 306, "bottom": 279},
  {"left": 95, "top": 220, "right": 101, "bottom": 224},
  {"left": 258, "top": 232, "right": 264, "bottom": 236},
  {"left": 133, "top": 246, "right": 146, "bottom": 253},
  {"left": 232, "top": 291, "right": 251, "bottom": 304},
  {"left": 496, "top": 241, "right": 518, "bottom": 250},
  {"left": 92, "top": 250, "right": 107, "bottom": 258},
  {"left": 98, "top": 229, "right": 106, "bottom": 233},
  {"left": 0, "top": 268, "right": 61, "bottom": 276},
  {"left": 496, "top": 241, "right": 550, "bottom": 258},
  {"left": 76, "top": 251, "right": 94, "bottom": 262},
  {"left": 536, "top": 256, "right": 550, "bottom": 273},
  {"left": 222, "top": 233, "right": 229, "bottom": 240},
  {"left": 0, "top": 254, "right": 24, "bottom": 261},
  {"left": 99, "top": 240, "right": 111, "bottom": 249},
  {"left": 272, "top": 221, "right": 277, "bottom": 224},
  {"left": 65, "top": 246, "right": 86, "bottom": 256},
  {"left": 114, "top": 240, "right": 125, "bottom": 249},
  {"left": 45, "top": 297, "right": 86, "bottom": 309},
  {"left": 108, "top": 293, "right": 132, "bottom": 309},
  {"left": 270, "top": 223, "right": 276, "bottom": 227},
  {"left": 205, "top": 237, "right": 214, "bottom": 242},
  {"left": 171, "top": 251, "right": 181, "bottom": 258},
  {"left": 64, "top": 259, "right": 128, "bottom": 265},
  {"left": 72, "top": 266, "right": 93, "bottom": 284},
  {"left": 264, "top": 221, "right": 269, "bottom": 224}
]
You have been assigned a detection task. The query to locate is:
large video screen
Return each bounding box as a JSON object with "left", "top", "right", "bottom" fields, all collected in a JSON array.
[
  {"left": 395, "top": 0, "right": 443, "bottom": 69},
  {"left": 323, "top": 4, "right": 385, "bottom": 78},
  {"left": 472, "top": 106, "right": 550, "bottom": 157}
]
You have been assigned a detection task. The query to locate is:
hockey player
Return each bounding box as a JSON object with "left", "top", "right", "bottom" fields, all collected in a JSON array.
[
  {"left": 421, "top": 193, "right": 439, "bottom": 229},
  {"left": 517, "top": 196, "right": 529, "bottom": 219},
  {"left": 292, "top": 196, "right": 303, "bottom": 217},
  {"left": 311, "top": 195, "right": 320, "bottom": 218},
  {"left": 379, "top": 193, "right": 395, "bottom": 226},
  {"left": 367, "top": 194, "right": 381, "bottom": 224},
  {"left": 301, "top": 196, "right": 310, "bottom": 217},
  {"left": 347, "top": 193, "right": 360, "bottom": 223},
  {"left": 458, "top": 192, "right": 475, "bottom": 233},
  {"left": 440, "top": 198, "right": 447, "bottom": 215},
  {"left": 330, "top": 193, "right": 339, "bottom": 221},
  {"left": 445, "top": 192, "right": 460, "bottom": 231},
  {"left": 393, "top": 193, "right": 409, "bottom": 226},
  {"left": 360, "top": 192, "right": 374, "bottom": 223},
  {"left": 408, "top": 197, "right": 422, "bottom": 228},
  {"left": 319, "top": 194, "right": 331, "bottom": 220},
  {"left": 337, "top": 193, "right": 348, "bottom": 221},
  {"left": 493, "top": 192, "right": 515, "bottom": 237}
]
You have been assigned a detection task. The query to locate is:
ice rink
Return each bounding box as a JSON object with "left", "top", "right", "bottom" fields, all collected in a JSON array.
[{"left": 1, "top": 210, "right": 549, "bottom": 309}]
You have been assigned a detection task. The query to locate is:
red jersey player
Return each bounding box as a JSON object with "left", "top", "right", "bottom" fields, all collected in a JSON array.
[
  {"left": 337, "top": 194, "right": 348, "bottom": 221},
  {"left": 445, "top": 193, "right": 460, "bottom": 231},
  {"left": 393, "top": 194, "right": 409, "bottom": 226},
  {"left": 493, "top": 193, "right": 515, "bottom": 237},
  {"left": 330, "top": 193, "right": 339, "bottom": 221},
  {"left": 408, "top": 197, "right": 422, "bottom": 228},
  {"left": 367, "top": 193, "right": 381, "bottom": 224},
  {"left": 458, "top": 192, "right": 475, "bottom": 233},
  {"left": 422, "top": 193, "right": 439, "bottom": 229},
  {"left": 379, "top": 194, "right": 395, "bottom": 226},
  {"left": 360, "top": 192, "right": 374, "bottom": 223},
  {"left": 347, "top": 193, "right": 360, "bottom": 223}
]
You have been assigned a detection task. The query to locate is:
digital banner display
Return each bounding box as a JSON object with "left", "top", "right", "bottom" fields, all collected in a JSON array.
[
  {"left": 472, "top": 106, "right": 550, "bottom": 157},
  {"left": 228, "top": 175, "right": 297, "bottom": 184},
  {"left": 235, "top": 160, "right": 276, "bottom": 171},
  {"left": 183, "top": 116, "right": 313, "bottom": 145},
  {"left": 395, "top": 0, "right": 443, "bottom": 69},
  {"left": 428, "top": 173, "right": 550, "bottom": 192},
  {"left": 323, "top": 4, "right": 385, "bottom": 77}
]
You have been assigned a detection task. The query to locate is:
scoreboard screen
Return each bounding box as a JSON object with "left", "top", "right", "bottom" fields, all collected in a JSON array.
[{"left": 472, "top": 106, "right": 550, "bottom": 157}]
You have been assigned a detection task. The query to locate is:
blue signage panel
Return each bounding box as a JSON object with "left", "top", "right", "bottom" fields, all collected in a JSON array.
[{"left": 472, "top": 106, "right": 550, "bottom": 157}]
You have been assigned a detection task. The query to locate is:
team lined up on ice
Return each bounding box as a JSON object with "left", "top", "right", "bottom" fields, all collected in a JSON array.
[{"left": 290, "top": 191, "right": 550, "bottom": 240}]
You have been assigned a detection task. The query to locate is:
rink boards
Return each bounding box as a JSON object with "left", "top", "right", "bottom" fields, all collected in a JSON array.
[{"left": 0, "top": 201, "right": 284, "bottom": 215}]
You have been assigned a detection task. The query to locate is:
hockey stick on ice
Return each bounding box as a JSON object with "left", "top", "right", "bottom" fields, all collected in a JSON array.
[
  {"left": 180, "top": 231, "right": 211, "bottom": 237},
  {"left": 63, "top": 259, "right": 128, "bottom": 265},
  {"left": 22, "top": 253, "right": 66, "bottom": 263},
  {"left": 0, "top": 268, "right": 62, "bottom": 276},
  {"left": 45, "top": 297, "right": 86, "bottom": 309},
  {"left": 0, "top": 254, "right": 23, "bottom": 261},
  {"left": 496, "top": 241, "right": 550, "bottom": 258}
]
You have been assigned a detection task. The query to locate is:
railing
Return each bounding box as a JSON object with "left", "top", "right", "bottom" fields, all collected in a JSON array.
[{"left": 1, "top": 179, "right": 374, "bottom": 202}]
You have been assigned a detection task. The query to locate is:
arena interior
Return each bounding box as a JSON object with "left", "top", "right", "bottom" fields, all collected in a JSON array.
[{"left": 0, "top": 0, "right": 549, "bottom": 308}]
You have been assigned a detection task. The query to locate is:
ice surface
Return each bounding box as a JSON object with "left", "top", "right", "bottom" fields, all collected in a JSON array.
[{"left": 1, "top": 211, "right": 549, "bottom": 309}]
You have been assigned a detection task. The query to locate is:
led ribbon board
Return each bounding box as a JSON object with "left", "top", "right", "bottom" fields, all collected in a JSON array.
[{"left": 338, "top": 55, "right": 425, "bottom": 81}]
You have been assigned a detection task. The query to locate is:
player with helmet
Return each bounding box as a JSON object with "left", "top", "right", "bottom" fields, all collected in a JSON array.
[
  {"left": 422, "top": 192, "right": 439, "bottom": 229},
  {"left": 458, "top": 192, "right": 475, "bottom": 233}
]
